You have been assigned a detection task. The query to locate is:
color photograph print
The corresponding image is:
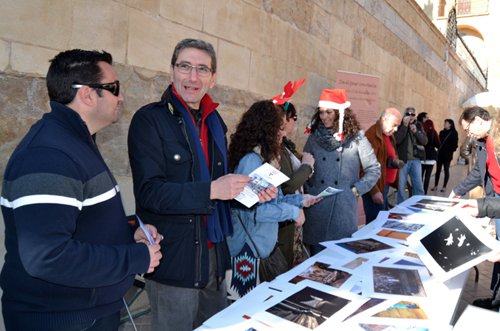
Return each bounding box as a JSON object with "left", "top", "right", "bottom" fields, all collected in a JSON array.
[
  {"left": 407, "top": 212, "right": 500, "bottom": 281},
  {"left": 289, "top": 261, "right": 353, "bottom": 289},
  {"left": 336, "top": 238, "right": 395, "bottom": 255},
  {"left": 362, "top": 264, "right": 432, "bottom": 300},
  {"left": 272, "top": 255, "right": 359, "bottom": 293},
  {"left": 405, "top": 197, "right": 461, "bottom": 214}
]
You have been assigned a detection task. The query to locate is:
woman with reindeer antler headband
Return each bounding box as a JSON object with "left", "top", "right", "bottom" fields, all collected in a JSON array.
[{"left": 302, "top": 89, "right": 381, "bottom": 255}]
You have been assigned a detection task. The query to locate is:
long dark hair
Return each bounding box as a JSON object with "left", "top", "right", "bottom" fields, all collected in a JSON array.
[
  {"left": 309, "top": 107, "right": 361, "bottom": 136},
  {"left": 444, "top": 118, "right": 457, "bottom": 132},
  {"left": 228, "top": 100, "right": 284, "bottom": 171}
]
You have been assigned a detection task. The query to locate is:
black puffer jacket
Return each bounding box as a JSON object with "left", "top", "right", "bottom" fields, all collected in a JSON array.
[{"left": 477, "top": 197, "right": 500, "bottom": 218}]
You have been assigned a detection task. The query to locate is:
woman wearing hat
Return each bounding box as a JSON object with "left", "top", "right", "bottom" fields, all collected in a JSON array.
[{"left": 303, "top": 89, "right": 381, "bottom": 255}]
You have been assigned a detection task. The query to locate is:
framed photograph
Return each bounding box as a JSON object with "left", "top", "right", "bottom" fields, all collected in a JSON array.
[{"left": 407, "top": 212, "right": 500, "bottom": 281}]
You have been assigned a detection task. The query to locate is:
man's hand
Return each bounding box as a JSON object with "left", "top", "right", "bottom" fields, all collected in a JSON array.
[
  {"left": 462, "top": 199, "right": 479, "bottom": 217},
  {"left": 409, "top": 123, "right": 417, "bottom": 133},
  {"left": 402, "top": 116, "right": 411, "bottom": 126},
  {"left": 210, "top": 174, "right": 250, "bottom": 200},
  {"left": 372, "top": 192, "right": 384, "bottom": 205},
  {"left": 449, "top": 190, "right": 461, "bottom": 199},
  {"left": 134, "top": 224, "right": 163, "bottom": 244},
  {"left": 302, "top": 194, "right": 322, "bottom": 207},
  {"left": 258, "top": 186, "right": 277, "bottom": 202},
  {"left": 146, "top": 244, "right": 162, "bottom": 273},
  {"left": 295, "top": 209, "right": 306, "bottom": 227}
]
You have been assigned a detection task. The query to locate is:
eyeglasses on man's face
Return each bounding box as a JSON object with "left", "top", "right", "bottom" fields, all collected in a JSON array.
[
  {"left": 405, "top": 112, "right": 416, "bottom": 117},
  {"left": 72, "top": 80, "right": 120, "bottom": 97},
  {"left": 174, "top": 62, "right": 213, "bottom": 77}
]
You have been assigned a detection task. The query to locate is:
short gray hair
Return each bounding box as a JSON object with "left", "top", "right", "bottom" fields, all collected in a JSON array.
[{"left": 170, "top": 38, "right": 217, "bottom": 73}]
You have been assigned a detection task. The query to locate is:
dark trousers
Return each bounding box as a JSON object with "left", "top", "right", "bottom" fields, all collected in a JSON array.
[
  {"left": 52, "top": 312, "right": 120, "bottom": 331},
  {"left": 362, "top": 185, "right": 389, "bottom": 224},
  {"left": 434, "top": 159, "right": 451, "bottom": 188},
  {"left": 421, "top": 164, "right": 434, "bottom": 194}
]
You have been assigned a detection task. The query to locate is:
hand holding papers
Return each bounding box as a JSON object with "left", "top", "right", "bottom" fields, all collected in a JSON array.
[
  {"left": 137, "top": 215, "right": 155, "bottom": 245},
  {"left": 234, "top": 162, "right": 289, "bottom": 208}
]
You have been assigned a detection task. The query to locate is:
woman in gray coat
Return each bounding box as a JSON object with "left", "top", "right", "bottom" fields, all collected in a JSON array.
[{"left": 303, "top": 89, "right": 381, "bottom": 255}]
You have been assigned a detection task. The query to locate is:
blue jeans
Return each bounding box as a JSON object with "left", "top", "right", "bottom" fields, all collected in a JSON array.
[{"left": 397, "top": 159, "right": 425, "bottom": 203}]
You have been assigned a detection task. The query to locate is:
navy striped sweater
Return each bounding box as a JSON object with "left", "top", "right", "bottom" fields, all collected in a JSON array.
[{"left": 0, "top": 102, "right": 149, "bottom": 330}]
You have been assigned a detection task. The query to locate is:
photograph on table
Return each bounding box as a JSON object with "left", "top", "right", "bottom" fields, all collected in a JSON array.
[
  {"left": 381, "top": 220, "right": 425, "bottom": 233},
  {"left": 265, "top": 286, "right": 350, "bottom": 329},
  {"left": 341, "top": 317, "right": 432, "bottom": 331},
  {"left": 289, "top": 262, "right": 353, "bottom": 289},
  {"left": 405, "top": 198, "right": 461, "bottom": 214},
  {"left": 321, "top": 237, "right": 397, "bottom": 258},
  {"left": 408, "top": 213, "right": 500, "bottom": 281},
  {"left": 252, "top": 281, "right": 367, "bottom": 330},
  {"left": 362, "top": 263, "right": 433, "bottom": 300}
]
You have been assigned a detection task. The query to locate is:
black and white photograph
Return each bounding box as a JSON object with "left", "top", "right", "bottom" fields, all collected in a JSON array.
[
  {"left": 266, "top": 286, "right": 351, "bottom": 329},
  {"left": 420, "top": 216, "right": 491, "bottom": 272}
]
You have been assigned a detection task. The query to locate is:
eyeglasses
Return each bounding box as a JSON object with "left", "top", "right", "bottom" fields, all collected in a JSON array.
[
  {"left": 72, "top": 80, "right": 120, "bottom": 97},
  {"left": 405, "top": 112, "right": 416, "bottom": 116},
  {"left": 174, "top": 63, "right": 213, "bottom": 77}
]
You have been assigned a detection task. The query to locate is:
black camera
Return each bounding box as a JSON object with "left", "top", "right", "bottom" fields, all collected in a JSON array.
[{"left": 387, "top": 158, "right": 405, "bottom": 169}]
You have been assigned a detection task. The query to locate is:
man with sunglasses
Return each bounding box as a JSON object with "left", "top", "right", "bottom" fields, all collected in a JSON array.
[
  {"left": 0, "top": 49, "right": 163, "bottom": 330},
  {"left": 128, "top": 39, "right": 275, "bottom": 331},
  {"left": 394, "top": 106, "right": 428, "bottom": 203},
  {"left": 450, "top": 106, "right": 500, "bottom": 310}
]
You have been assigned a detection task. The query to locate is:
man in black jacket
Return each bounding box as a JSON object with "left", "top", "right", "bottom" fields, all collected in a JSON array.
[
  {"left": 394, "top": 107, "right": 428, "bottom": 203},
  {"left": 128, "top": 39, "right": 274, "bottom": 331}
]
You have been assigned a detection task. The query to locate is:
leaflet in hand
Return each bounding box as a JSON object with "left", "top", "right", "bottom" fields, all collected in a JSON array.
[
  {"left": 137, "top": 215, "right": 155, "bottom": 245},
  {"left": 316, "top": 186, "right": 343, "bottom": 198},
  {"left": 234, "top": 162, "right": 290, "bottom": 208}
]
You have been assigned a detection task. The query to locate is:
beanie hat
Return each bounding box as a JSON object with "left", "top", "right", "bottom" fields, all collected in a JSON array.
[{"left": 318, "top": 89, "right": 351, "bottom": 141}]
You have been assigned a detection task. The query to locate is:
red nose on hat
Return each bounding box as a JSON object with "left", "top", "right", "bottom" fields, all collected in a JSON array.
[{"left": 318, "top": 89, "right": 351, "bottom": 110}]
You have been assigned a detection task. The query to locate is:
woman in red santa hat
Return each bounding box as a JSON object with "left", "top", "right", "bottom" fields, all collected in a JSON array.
[{"left": 303, "top": 89, "right": 381, "bottom": 255}]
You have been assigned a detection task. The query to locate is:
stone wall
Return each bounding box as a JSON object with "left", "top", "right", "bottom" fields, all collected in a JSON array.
[
  {"left": 0, "top": 1, "right": 486, "bottom": 328},
  {"left": 0, "top": 0, "right": 485, "bottom": 179}
]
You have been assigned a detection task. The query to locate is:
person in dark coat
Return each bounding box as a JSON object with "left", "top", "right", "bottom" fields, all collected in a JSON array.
[
  {"left": 421, "top": 119, "right": 440, "bottom": 194},
  {"left": 431, "top": 119, "right": 458, "bottom": 192}
]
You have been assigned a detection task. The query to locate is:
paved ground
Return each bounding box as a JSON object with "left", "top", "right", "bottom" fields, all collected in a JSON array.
[{"left": 119, "top": 163, "right": 496, "bottom": 330}]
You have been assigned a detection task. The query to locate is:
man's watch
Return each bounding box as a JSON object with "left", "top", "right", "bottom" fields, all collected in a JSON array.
[{"left": 351, "top": 186, "right": 359, "bottom": 198}]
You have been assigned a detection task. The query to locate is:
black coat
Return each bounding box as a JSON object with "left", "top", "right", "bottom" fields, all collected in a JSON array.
[
  {"left": 437, "top": 129, "right": 458, "bottom": 162},
  {"left": 128, "top": 87, "right": 231, "bottom": 289},
  {"left": 478, "top": 197, "right": 500, "bottom": 218}
]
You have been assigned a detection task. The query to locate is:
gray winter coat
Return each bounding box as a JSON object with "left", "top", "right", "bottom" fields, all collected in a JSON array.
[{"left": 303, "top": 131, "right": 381, "bottom": 244}]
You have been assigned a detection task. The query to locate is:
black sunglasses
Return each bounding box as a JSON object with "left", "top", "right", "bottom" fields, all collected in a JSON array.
[
  {"left": 72, "top": 80, "right": 120, "bottom": 97},
  {"left": 405, "top": 112, "right": 416, "bottom": 116}
]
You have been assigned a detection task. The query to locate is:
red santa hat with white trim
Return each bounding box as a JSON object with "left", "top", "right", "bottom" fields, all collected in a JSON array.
[{"left": 318, "top": 88, "right": 351, "bottom": 141}]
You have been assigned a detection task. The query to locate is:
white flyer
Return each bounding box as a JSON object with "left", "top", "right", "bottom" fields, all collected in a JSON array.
[{"left": 234, "top": 162, "right": 289, "bottom": 208}]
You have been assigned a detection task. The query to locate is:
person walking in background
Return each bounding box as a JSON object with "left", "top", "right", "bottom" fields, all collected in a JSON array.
[
  {"left": 431, "top": 119, "right": 458, "bottom": 193},
  {"left": 449, "top": 106, "right": 500, "bottom": 311},
  {"left": 362, "top": 107, "right": 404, "bottom": 224},
  {"left": 128, "top": 39, "right": 275, "bottom": 331},
  {"left": 421, "top": 118, "right": 440, "bottom": 194},
  {"left": 0, "top": 49, "right": 162, "bottom": 331},
  {"left": 303, "top": 89, "right": 380, "bottom": 255},
  {"left": 395, "top": 107, "right": 428, "bottom": 202}
]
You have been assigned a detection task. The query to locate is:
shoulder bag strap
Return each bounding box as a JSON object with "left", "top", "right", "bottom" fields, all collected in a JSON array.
[{"left": 235, "top": 213, "right": 262, "bottom": 258}]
